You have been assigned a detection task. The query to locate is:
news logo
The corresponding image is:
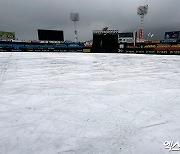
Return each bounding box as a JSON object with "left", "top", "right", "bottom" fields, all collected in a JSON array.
[{"left": 163, "top": 141, "right": 180, "bottom": 152}]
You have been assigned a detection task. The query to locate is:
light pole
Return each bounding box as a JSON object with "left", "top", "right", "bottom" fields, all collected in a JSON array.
[
  {"left": 137, "top": 5, "right": 148, "bottom": 40},
  {"left": 70, "top": 13, "right": 79, "bottom": 42}
]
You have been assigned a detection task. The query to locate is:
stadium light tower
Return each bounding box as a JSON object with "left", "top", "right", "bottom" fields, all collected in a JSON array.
[
  {"left": 137, "top": 5, "right": 148, "bottom": 40},
  {"left": 70, "top": 13, "right": 79, "bottom": 42}
]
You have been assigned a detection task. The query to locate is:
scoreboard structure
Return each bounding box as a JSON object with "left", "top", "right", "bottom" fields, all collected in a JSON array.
[
  {"left": 92, "top": 30, "right": 119, "bottom": 53},
  {"left": 38, "top": 29, "right": 64, "bottom": 41}
]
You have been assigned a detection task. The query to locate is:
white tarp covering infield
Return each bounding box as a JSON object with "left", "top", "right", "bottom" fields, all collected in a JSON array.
[{"left": 0, "top": 52, "right": 179, "bottom": 154}]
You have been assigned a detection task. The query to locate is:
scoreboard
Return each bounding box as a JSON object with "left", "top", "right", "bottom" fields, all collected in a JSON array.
[
  {"left": 38, "top": 29, "right": 64, "bottom": 41},
  {"left": 92, "top": 30, "right": 119, "bottom": 53}
]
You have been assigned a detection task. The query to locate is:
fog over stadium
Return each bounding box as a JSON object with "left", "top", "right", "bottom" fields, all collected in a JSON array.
[{"left": 0, "top": 0, "right": 179, "bottom": 41}]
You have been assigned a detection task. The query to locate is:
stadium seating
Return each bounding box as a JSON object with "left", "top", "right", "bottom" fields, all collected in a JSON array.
[
  {"left": 154, "top": 45, "right": 171, "bottom": 51},
  {"left": 170, "top": 45, "right": 180, "bottom": 51},
  {"left": 144, "top": 45, "right": 156, "bottom": 49}
]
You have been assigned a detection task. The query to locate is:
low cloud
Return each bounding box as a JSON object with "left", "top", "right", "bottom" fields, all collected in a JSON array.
[{"left": 0, "top": 0, "right": 179, "bottom": 41}]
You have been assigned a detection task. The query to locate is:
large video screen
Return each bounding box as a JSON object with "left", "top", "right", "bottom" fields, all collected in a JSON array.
[
  {"left": 38, "top": 29, "right": 64, "bottom": 41},
  {"left": 165, "top": 31, "right": 180, "bottom": 39},
  {"left": 0, "top": 31, "right": 15, "bottom": 39}
]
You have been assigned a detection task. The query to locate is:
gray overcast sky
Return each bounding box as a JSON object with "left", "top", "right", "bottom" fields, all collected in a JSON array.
[{"left": 0, "top": 0, "right": 179, "bottom": 41}]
